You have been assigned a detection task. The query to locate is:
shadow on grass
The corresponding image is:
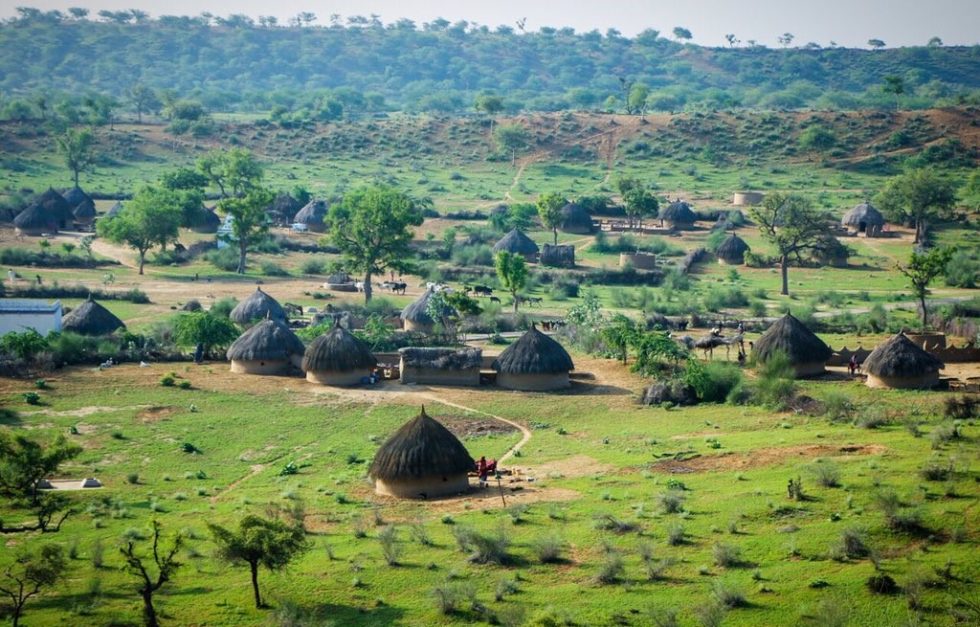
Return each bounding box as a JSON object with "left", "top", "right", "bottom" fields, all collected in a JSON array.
[{"left": 0, "top": 407, "right": 22, "bottom": 425}]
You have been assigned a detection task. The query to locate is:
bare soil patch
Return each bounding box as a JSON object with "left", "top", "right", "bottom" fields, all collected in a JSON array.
[
  {"left": 522, "top": 454, "right": 615, "bottom": 479},
  {"left": 650, "top": 444, "right": 887, "bottom": 474},
  {"left": 136, "top": 405, "right": 178, "bottom": 423},
  {"left": 440, "top": 415, "right": 518, "bottom": 439}
]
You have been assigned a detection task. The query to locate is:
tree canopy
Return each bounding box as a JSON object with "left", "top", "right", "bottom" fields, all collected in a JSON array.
[
  {"left": 495, "top": 251, "right": 528, "bottom": 313},
  {"left": 96, "top": 186, "right": 181, "bottom": 274},
  {"left": 749, "top": 193, "right": 834, "bottom": 296},
  {"left": 536, "top": 192, "right": 566, "bottom": 245},
  {"left": 875, "top": 168, "right": 958, "bottom": 243}
]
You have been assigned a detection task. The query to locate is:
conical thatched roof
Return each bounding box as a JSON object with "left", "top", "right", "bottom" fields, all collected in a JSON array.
[
  {"left": 106, "top": 201, "right": 123, "bottom": 218},
  {"left": 62, "top": 186, "right": 91, "bottom": 209},
  {"left": 660, "top": 201, "right": 696, "bottom": 224},
  {"left": 753, "top": 313, "right": 831, "bottom": 365},
  {"left": 191, "top": 208, "right": 220, "bottom": 233},
  {"left": 229, "top": 288, "right": 287, "bottom": 325},
  {"left": 61, "top": 296, "right": 125, "bottom": 335},
  {"left": 369, "top": 406, "right": 475, "bottom": 480},
  {"left": 400, "top": 288, "right": 451, "bottom": 325},
  {"left": 715, "top": 233, "right": 750, "bottom": 262},
  {"left": 492, "top": 326, "right": 574, "bottom": 374},
  {"left": 226, "top": 318, "right": 305, "bottom": 362},
  {"left": 35, "top": 188, "right": 74, "bottom": 225},
  {"left": 293, "top": 200, "right": 328, "bottom": 227},
  {"left": 267, "top": 193, "right": 302, "bottom": 224},
  {"left": 73, "top": 197, "right": 96, "bottom": 220},
  {"left": 559, "top": 202, "right": 594, "bottom": 232},
  {"left": 863, "top": 333, "right": 944, "bottom": 378},
  {"left": 13, "top": 204, "right": 59, "bottom": 232},
  {"left": 302, "top": 322, "right": 376, "bottom": 372},
  {"left": 842, "top": 203, "right": 885, "bottom": 227},
  {"left": 492, "top": 228, "right": 539, "bottom": 255}
]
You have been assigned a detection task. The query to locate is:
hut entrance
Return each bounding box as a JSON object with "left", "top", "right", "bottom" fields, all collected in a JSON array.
[{"left": 858, "top": 221, "right": 867, "bottom": 233}]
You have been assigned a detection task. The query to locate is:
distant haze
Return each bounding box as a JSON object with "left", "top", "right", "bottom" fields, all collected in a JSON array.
[{"left": 4, "top": 0, "right": 978, "bottom": 48}]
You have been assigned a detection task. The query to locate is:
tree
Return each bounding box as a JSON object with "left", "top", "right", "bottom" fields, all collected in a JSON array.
[
  {"left": 97, "top": 186, "right": 181, "bottom": 274},
  {"left": 927, "top": 36, "right": 943, "bottom": 47},
  {"left": 882, "top": 75, "right": 905, "bottom": 110},
  {"left": 495, "top": 251, "right": 528, "bottom": 313},
  {"left": 875, "top": 168, "right": 957, "bottom": 244},
  {"left": 208, "top": 514, "right": 309, "bottom": 609},
  {"left": 120, "top": 520, "right": 182, "bottom": 627},
  {"left": 627, "top": 83, "right": 650, "bottom": 116},
  {"left": 426, "top": 290, "right": 482, "bottom": 343},
  {"left": 55, "top": 128, "right": 95, "bottom": 187},
  {"left": 218, "top": 187, "right": 275, "bottom": 274},
  {"left": 622, "top": 186, "right": 659, "bottom": 232},
  {"left": 898, "top": 247, "right": 953, "bottom": 330},
  {"left": 536, "top": 192, "right": 566, "bottom": 244},
  {"left": 672, "top": 27, "right": 692, "bottom": 41},
  {"left": 798, "top": 126, "right": 837, "bottom": 153},
  {"left": 197, "top": 149, "right": 263, "bottom": 199},
  {"left": 600, "top": 315, "right": 640, "bottom": 364},
  {"left": 494, "top": 123, "right": 530, "bottom": 167},
  {"left": 0, "top": 433, "right": 80, "bottom": 534},
  {"left": 725, "top": 33, "right": 739, "bottom": 47},
  {"left": 159, "top": 168, "right": 208, "bottom": 227},
  {"left": 474, "top": 93, "right": 504, "bottom": 137},
  {"left": 778, "top": 33, "right": 794, "bottom": 47},
  {"left": 173, "top": 312, "right": 239, "bottom": 358},
  {"left": 0, "top": 544, "right": 67, "bottom": 627},
  {"left": 128, "top": 84, "right": 160, "bottom": 124},
  {"left": 868, "top": 38, "right": 886, "bottom": 50},
  {"left": 326, "top": 185, "right": 426, "bottom": 303},
  {"left": 749, "top": 193, "right": 834, "bottom": 296}
]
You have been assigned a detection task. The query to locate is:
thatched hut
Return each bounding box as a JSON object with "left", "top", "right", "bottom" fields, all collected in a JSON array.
[
  {"left": 659, "top": 201, "right": 697, "bottom": 230},
  {"left": 752, "top": 313, "right": 831, "bottom": 377},
  {"left": 398, "top": 347, "right": 482, "bottom": 386},
  {"left": 842, "top": 203, "right": 885, "bottom": 237},
  {"left": 13, "top": 204, "right": 58, "bottom": 236},
  {"left": 492, "top": 228, "right": 539, "bottom": 262},
  {"left": 293, "top": 200, "right": 328, "bottom": 232},
  {"left": 72, "top": 197, "right": 97, "bottom": 226},
  {"left": 190, "top": 208, "right": 221, "bottom": 234},
  {"left": 492, "top": 326, "right": 575, "bottom": 391},
  {"left": 863, "top": 333, "right": 944, "bottom": 389},
  {"left": 267, "top": 193, "right": 302, "bottom": 226},
  {"left": 811, "top": 236, "right": 850, "bottom": 268},
  {"left": 369, "top": 406, "right": 474, "bottom": 498},
  {"left": 302, "top": 322, "right": 377, "bottom": 385},
  {"left": 61, "top": 296, "right": 125, "bottom": 336},
  {"left": 540, "top": 244, "right": 575, "bottom": 268},
  {"left": 106, "top": 201, "right": 123, "bottom": 219},
  {"left": 62, "top": 186, "right": 90, "bottom": 209},
  {"left": 400, "top": 288, "right": 449, "bottom": 334},
  {"left": 35, "top": 188, "right": 74, "bottom": 229},
  {"left": 226, "top": 318, "right": 305, "bottom": 375},
  {"left": 229, "top": 288, "right": 287, "bottom": 326},
  {"left": 559, "top": 203, "right": 594, "bottom": 234},
  {"left": 715, "top": 233, "right": 750, "bottom": 265}
]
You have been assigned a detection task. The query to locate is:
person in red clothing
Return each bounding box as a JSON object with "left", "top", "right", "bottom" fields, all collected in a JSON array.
[{"left": 477, "top": 456, "right": 489, "bottom": 488}]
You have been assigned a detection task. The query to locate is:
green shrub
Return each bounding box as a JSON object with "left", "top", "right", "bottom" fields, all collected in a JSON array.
[
  {"left": 685, "top": 361, "right": 743, "bottom": 403},
  {"left": 260, "top": 261, "right": 289, "bottom": 277},
  {"left": 300, "top": 258, "right": 324, "bottom": 275},
  {"left": 177, "top": 380, "right": 192, "bottom": 390},
  {"left": 531, "top": 535, "right": 564, "bottom": 564},
  {"left": 752, "top": 351, "right": 797, "bottom": 408},
  {"left": 712, "top": 543, "right": 742, "bottom": 568},
  {"left": 22, "top": 391, "right": 41, "bottom": 405},
  {"left": 810, "top": 461, "right": 841, "bottom": 487},
  {"left": 160, "top": 374, "right": 176, "bottom": 387},
  {"left": 205, "top": 247, "right": 240, "bottom": 272},
  {"left": 209, "top": 297, "right": 238, "bottom": 318},
  {"left": 594, "top": 552, "right": 625, "bottom": 584}
]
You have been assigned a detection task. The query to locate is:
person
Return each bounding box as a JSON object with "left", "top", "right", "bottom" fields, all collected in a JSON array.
[
  {"left": 35, "top": 274, "right": 42, "bottom": 286},
  {"left": 6, "top": 269, "right": 15, "bottom": 283},
  {"left": 477, "top": 456, "right": 488, "bottom": 489},
  {"left": 737, "top": 349, "right": 746, "bottom": 366},
  {"left": 194, "top": 343, "right": 204, "bottom": 364},
  {"left": 848, "top": 354, "right": 857, "bottom": 376},
  {"left": 737, "top": 320, "right": 745, "bottom": 334}
]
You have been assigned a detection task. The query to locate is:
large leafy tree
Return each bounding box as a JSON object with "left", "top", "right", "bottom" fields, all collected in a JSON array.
[
  {"left": 875, "top": 168, "right": 958, "bottom": 244},
  {"left": 494, "top": 123, "right": 530, "bottom": 167},
  {"left": 536, "top": 192, "right": 566, "bottom": 244},
  {"left": 197, "top": 148, "right": 263, "bottom": 198},
  {"left": 159, "top": 167, "right": 208, "bottom": 227},
  {"left": 55, "top": 127, "right": 96, "bottom": 187},
  {"left": 128, "top": 83, "right": 160, "bottom": 123},
  {"left": 120, "top": 520, "right": 182, "bottom": 627},
  {"left": 218, "top": 187, "right": 275, "bottom": 274},
  {"left": 0, "top": 544, "right": 67, "bottom": 627},
  {"left": 749, "top": 193, "right": 833, "bottom": 296},
  {"left": 474, "top": 93, "right": 504, "bottom": 136},
  {"left": 0, "top": 432, "right": 81, "bottom": 534},
  {"left": 326, "top": 185, "right": 426, "bottom": 303},
  {"left": 97, "top": 186, "right": 181, "bottom": 274},
  {"left": 898, "top": 246, "right": 954, "bottom": 330},
  {"left": 173, "top": 312, "right": 239, "bottom": 359},
  {"left": 495, "top": 251, "right": 528, "bottom": 313},
  {"left": 207, "top": 514, "right": 309, "bottom": 609}
]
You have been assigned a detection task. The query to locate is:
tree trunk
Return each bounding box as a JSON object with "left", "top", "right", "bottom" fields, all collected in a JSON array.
[
  {"left": 142, "top": 589, "right": 158, "bottom": 627},
  {"left": 780, "top": 255, "right": 789, "bottom": 296},
  {"left": 137, "top": 108, "right": 142, "bottom": 124},
  {"left": 914, "top": 219, "right": 924, "bottom": 244},
  {"left": 363, "top": 269, "right": 373, "bottom": 303},
  {"left": 553, "top": 227, "right": 558, "bottom": 245},
  {"left": 512, "top": 291, "right": 519, "bottom": 314},
  {"left": 237, "top": 239, "right": 247, "bottom": 274},
  {"left": 12, "top": 601, "right": 24, "bottom": 627},
  {"left": 919, "top": 294, "right": 928, "bottom": 331},
  {"left": 250, "top": 562, "right": 262, "bottom": 609},
  {"left": 511, "top": 150, "right": 516, "bottom": 168},
  {"left": 138, "top": 251, "right": 146, "bottom": 275},
  {"left": 73, "top": 169, "right": 79, "bottom": 188}
]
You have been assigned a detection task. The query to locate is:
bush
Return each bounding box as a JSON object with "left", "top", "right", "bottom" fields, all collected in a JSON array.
[
  {"left": 712, "top": 543, "right": 742, "bottom": 568},
  {"left": 944, "top": 250, "right": 979, "bottom": 288},
  {"left": 712, "top": 581, "right": 747, "bottom": 608},
  {"left": 866, "top": 573, "right": 898, "bottom": 594},
  {"left": 432, "top": 583, "right": 475, "bottom": 615},
  {"left": 377, "top": 525, "right": 402, "bottom": 566},
  {"left": 919, "top": 458, "right": 953, "bottom": 481},
  {"left": 209, "top": 297, "right": 238, "bottom": 318},
  {"left": 22, "top": 391, "right": 40, "bottom": 405},
  {"left": 452, "top": 526, "right": 511, "bottom": 564},
  {"left": 930, "top": 422, "right": 961, "bottom": 448},
  {"left": 666, "top": 523, "right": 685, "bottom": 546},
  {"left": 260, "top": 261, "right": 289, "bottom": 277},
  {"left": 943, "top": 395, "right": 978, "bottom": 419},
  {"left": 531, "top": 535, "right": 564, "bottom": 564},
  {"left": 821, "top": 391, "right": 856, "bottom": 422},
  {"left": 752, "top": 351, "right": 797, "bottom": 408},
  {"left": 205, "top": 247, "right": 240, "bottom": 272},
  {"left": 810, "top": 461, "right": 841, "bottom": 487},
  {"left": 594, "top": 552, "right": 625, "bottom": 584},
  {"left": 685, "top": 361, "right": 743, "bottom": 403},
  {"left": 657, "top": 491, "right": 686, "bottom": 514},
  {"left": 300, "top": 258, "right": 324, "bottom": 275},
  {"left": 160, "top": 374, "right": 176, "bottom": 387},
  {"left": 831, "top": 528, "right": 870, "bottom": 560}
]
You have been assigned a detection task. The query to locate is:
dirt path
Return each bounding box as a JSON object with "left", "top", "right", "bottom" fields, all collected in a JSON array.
[{"left": 416, "top": 393, "right": 531, "bottom": 464}]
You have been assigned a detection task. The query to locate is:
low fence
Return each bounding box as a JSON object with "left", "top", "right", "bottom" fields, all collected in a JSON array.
[{"left": 829, "top": 344, "right": 980, "bottom": 366}]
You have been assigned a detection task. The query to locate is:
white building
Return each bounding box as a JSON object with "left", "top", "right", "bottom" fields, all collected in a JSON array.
[{"left": 0, "top": 300, "right": 63, "bottom": 336}]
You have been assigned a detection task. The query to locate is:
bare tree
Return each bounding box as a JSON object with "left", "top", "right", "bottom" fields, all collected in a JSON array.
[{"left": 120, "top": 520, "right": 183, "bottom": 627}]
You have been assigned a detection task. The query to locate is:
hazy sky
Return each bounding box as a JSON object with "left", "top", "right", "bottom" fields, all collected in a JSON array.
[{"left": 4, "top": 0, "right": 978, "bottom": 48}]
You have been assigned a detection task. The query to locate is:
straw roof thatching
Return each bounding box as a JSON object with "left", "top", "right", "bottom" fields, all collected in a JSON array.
[
  {"left": 267, "top": 193, "right": 302, "bottom": 224},
  {"left": 61, "top": 296, "right": 125, "bottom": 335},
  {"left": 13, "top": 204, "right": 58, "bottom": 232},
  {"left": 842, "top": 203, "right": 885, "bottom": 227},
  {"left": 400, "top": 288, "right": 451, "bottom": 325},
  {"left": 492, "top": 228, "right": 539, "bottom": 256},
  {"left": 106, "top": 201, "right": 123, "bottom": 218},
  {"left": 62, "top": 186, "right": 91, "bottom": 209},
  {"left": 73, "top": 197, "right": 96, "bottom": 221},
  {"left": 369, "top": 406, "right": 475, "bottom": 480},
  {"left": 325, "top": 271, "right": 352, "bottom": 285},
  {"left": 293, "top": 200, "right": 328, "bottom": 227},
  {"left": 715, "top": 233, "right": 750, "bottom": 262},
  {"left": 35, "top": 188, "right": 74, "bottom": 226},
  {"left": 492, "top": 326, "right": 574, "bottom": 374},
  {"left": 863, "top": 333, "right": 944, "bottom": 377},
  {"left": 559, "top": 202, "right": 594, "bottom": 232},
  {"left": 226, "top": 318, "right": 305, "bottom": 362},
  {"left": 753, "top": 313, "right": 831, "bottom": 365},
  {"left": 181, "top": 299, "right": 203, "bottom": 312},
  {"left": 399, "top": 347, "right": 483, "bottom": 370},
  {"left": 302, "top": 322, "right": 376, "bottom": 372},
  {"left": 229, "top": 288, "right": 287, "bottom": 325},
  {"left": 660, "top": 201, "right": 696, "bottom": 225},
  {"left": 191, "top": 208, "right": 220, "bottom": 233}
]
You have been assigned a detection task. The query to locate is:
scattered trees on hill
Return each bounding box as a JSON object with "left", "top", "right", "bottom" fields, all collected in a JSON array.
[
  {"left": 672, "top": 27, "right": 692, "bottom": 41},
  {"left": 120, "top": 520, "right": 183, "bottom": 627},
  {"left": 326, "top": 185, "right": 426, "bottom": 303},
  {"left": 536, "top": 192, "right": 566, "bottom": 244},
  {"left": 0, "top": 432, "right": 81, "bottom": 534},
  {"left": 495, "top": 251, "right": 528, "bottom": 313},
  {"left": 55, "top": 127, "right": 95, "bottom": 187},
  {"left": 208, "top": 514, "right": 309, "bottom": 609},
  {"left": 0, "top": 543, "right": 67, "bottom": 627},
  {"left": 749, "top": 193, "right": 833, "bottom": 296},
  {"left": 875, "top": 168, "right": 957, "bottom": 243},
  {"left": 494, "top": 124, "right": 530, "bottom": 166},
  {"left": 97, "top": 186, "right": 182, "bottom": 274},
  {"left": 474, "top": 93, "right": 504, "bottom": 136},
  {"left": 898, "top": 247, "right": 954, "bottom": 330}
]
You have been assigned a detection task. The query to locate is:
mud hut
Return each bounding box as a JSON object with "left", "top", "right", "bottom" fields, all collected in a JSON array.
[
  {"left": 34, "top": 188, "right": 74, "bottom": 229},
  {"left": 398, "top": 347, "right": 482, "bottom": 386},
  {"left": 229, "top": 288, "right": 287, "bottom": 326},
  {"left": 13, "top": 204, "right": 58, "bottom": 236},
  {"left": 492, "top": 228, "right": 539, "bottom": 262},
  {"left": 400, "top": 288, "right": 449, "bottom": 334},
  {"left": 293, "top": 200, "right": 328, "bottom": 232},
  {"left": 492, "top": 325, "right": 575, "bottom": 391},
  {"left": 61, "top": 296, "right": 125, "bottom": 336},
  {"left": 559, "top": 202, "right": 594, "bottom": 234},
  {"left": 72, "top": 197, "right": 97, "bottom": 226},
  {"left": 62, "top": 186, "right": 90, "bottom": 209},
  {"left": 369, "top": 406, "right": 474, "bottom": 498},
  {"left": 226, "top": 318, "right": 305, "bottom": 375},
  {"left": 190, "top": 208, "right": 221, "bottom": 234},
  {"left": 302, "top": 322, "right": 377, "bottom": 385},
  {"left": 659, "top": 201, "right": 697, "bottom": 230},
  {"left": 715, "top": 233, "right": 750, "bottom": 265},
  {"left": 540, "top": 244, "right": 575, "bottom": 268},
  {"left": 267, "top": 193, "right": 302, "bottom": 226},
  {"left": 752, "top": 313, "right": 831, "bottom": 377},
  {"left": 863, "top": 333, "right": 944, "bottom": 389},
  {"left": 842, "top": 203, "right": 885, "bottom": 237}
]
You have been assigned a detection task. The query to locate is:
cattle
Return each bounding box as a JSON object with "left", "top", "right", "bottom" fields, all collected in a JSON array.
[
  {"left": 489, "top": 296, "right": 501, "bottom": 303},
  {"left": 472, "top": 285, "right": 494, "bottom": 297},
  {"left": 380, "top": 281, "right": 407, "bottom": 294}
]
